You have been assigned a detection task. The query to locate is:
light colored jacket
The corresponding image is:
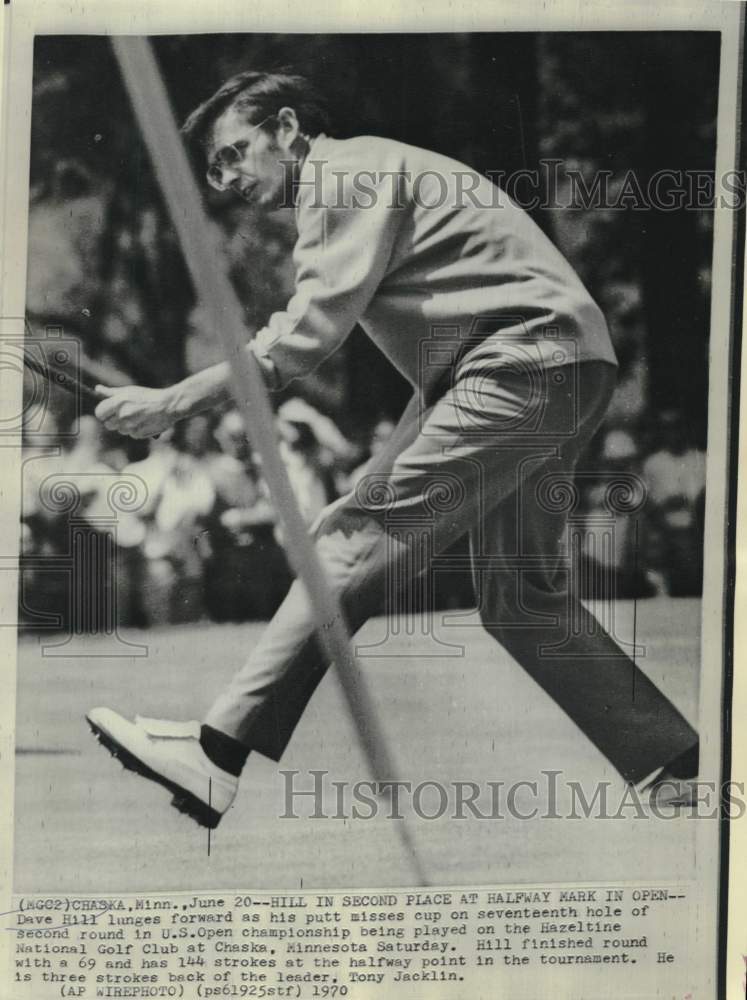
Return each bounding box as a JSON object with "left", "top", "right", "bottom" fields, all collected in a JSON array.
[{"left": 252, "top": 135, "right": 617, "bottom": 396}]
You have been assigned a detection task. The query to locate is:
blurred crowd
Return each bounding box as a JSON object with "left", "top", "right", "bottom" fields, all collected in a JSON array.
[
  {"left": 19, "top": 399, "right": 393, "bottom": 629},
  {"left": 579, "top": 410, "right": 706, "bottom": 601},
  {"left": 18, "top": 397, "right": 706, "bottom": 633}
]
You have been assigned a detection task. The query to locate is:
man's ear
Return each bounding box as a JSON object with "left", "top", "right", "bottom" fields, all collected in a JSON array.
[{"left": 276, "top": 106, "right": 301, "bottom": 148}]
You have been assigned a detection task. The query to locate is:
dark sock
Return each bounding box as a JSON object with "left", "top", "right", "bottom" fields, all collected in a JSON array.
[
  {"left": 200, "top": 725, "right": 250, "bottom": 777},
  {"left": 663, "top": 742, "right": 699, "bottom": 780}
]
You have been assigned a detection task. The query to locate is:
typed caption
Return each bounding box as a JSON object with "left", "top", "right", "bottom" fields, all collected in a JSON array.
[{"left": 5, "top": 884, "right": 693, "bottom": 999}]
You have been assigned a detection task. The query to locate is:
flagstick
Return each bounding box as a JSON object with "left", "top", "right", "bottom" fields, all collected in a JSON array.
[{"left": 111, "top": 36, "right": 427, "bottom": 884}]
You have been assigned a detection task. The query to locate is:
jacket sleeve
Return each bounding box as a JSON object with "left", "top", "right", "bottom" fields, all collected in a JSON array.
[{"left": 250, "top": 164, "right": 404, "bottom": 388}]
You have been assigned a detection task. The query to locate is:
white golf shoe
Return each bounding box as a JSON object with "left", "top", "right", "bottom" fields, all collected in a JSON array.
[{"left": 86, "top": 707, "right": 238, "bottom": 828}]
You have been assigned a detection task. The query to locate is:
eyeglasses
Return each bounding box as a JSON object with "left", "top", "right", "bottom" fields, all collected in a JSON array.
[{"left": 206, "top": 115, "right": 276, "bottom": 191}]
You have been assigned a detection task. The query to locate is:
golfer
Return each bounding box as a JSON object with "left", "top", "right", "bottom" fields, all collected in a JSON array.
[{"left": 88, "top": 71, "right": 699, "bottom": 828}]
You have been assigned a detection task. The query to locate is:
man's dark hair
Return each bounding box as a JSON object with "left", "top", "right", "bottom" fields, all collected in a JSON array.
[{"left": 181, "top": 70, "right": 332, "bottom": 149}]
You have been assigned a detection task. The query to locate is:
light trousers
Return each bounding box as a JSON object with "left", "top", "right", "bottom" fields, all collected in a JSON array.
[{"left": 205, "top": 360, "right": 697, "bottom": 783}]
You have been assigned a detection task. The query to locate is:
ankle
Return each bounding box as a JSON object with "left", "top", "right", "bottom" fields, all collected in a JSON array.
[{"left": 199, "top": 725, "right": 250, "bottom": 777}]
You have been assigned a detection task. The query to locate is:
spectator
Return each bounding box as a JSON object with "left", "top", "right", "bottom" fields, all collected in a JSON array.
[
  {"left": 65, "top": 417, "right": 146, "bottom": 626},
  {"left": 123, "top": 428, "right": 180, "bottom": 521},
  {"left": 131, "top": 417, "right": 216, "bottom": 624},
  {"left": 580, "top": 428, "right": 653, "bottom": 600},
  {"left": 18, "top": 407, "right": 67, "bottom": 628},
  {"left": 121, "top": 430, "right": 181, "bottom": 625},
  {"left": 202, "top": 410, "right": 290, "bottom": 621},
  {"left": 21, "top": 406, "right": 65, "bottom": 542},
  {"left": 347, "top": 415, "right": 397, "bottom": 489},
  {"left": 642, "top": 410, "right": 706, "bottom": 596},
  {"left": 277, "top": 397, "right": 360, "bottom": 494},
  {"left": 277, "top": 416, "right": 337, "bottom": 527},
  {"left": 21, "top": 413, "right": 147, "bottom": 628}
]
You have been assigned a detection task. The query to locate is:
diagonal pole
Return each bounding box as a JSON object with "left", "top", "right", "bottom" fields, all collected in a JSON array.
[{"left": 111, "top": 36, "right": 427, "bottom": 884}]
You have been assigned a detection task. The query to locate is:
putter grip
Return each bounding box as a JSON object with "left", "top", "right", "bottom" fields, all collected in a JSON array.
[{"left": 23, "top": 352, "right": 104, "bottom": 404}]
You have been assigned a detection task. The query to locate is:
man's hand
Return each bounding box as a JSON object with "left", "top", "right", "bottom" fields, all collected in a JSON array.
[{"left": 94, "top": 384, "right": 179, "bottom": 439}]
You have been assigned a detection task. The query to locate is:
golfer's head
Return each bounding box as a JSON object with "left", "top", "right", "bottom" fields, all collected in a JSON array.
[{"left": 182, "top": 71, "right": 330, "bottom": 209}]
